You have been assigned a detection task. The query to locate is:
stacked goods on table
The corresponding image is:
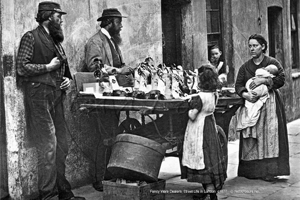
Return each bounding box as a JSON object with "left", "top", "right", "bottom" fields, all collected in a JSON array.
[
  {"left": 81, "top": 58, "right": 124, "bottom": 95},
  {"left": 84, "top": 57, "right": 202, "bottom": 99},
  {"left": 83, "top": 56, "right": 236, "bottom": 99},
  {"left": 130, "top": 58, "right": 236, "bottom": 99},
  {"left": 131, "top": 57, "right": 200, "bottom": 100}
]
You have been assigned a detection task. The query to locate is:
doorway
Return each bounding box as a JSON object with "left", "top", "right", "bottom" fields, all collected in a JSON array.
[
  {"left": 268, "top": 6, "right": 284, "bottom": 65},
  {"left": 161, "top": 0, "right": 190, "bottom": 66}
]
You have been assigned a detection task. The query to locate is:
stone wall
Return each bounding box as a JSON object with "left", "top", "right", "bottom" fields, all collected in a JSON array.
[
  {"left": 2, "top": 0, "right": 164, "bottom": 198},
  {"left": 2, "top": 0, "right": 300, "bottom": 198}
]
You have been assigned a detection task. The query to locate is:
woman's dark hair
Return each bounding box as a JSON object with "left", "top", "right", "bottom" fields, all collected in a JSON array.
[
  {"left": 248, "top": 34, "right": 268, "bottom": 53},
  {"left": 198, "top": 64, "right": 220, "bottom": 91},
  {"left": 36, "top": 11, "right": 55, "bottom": 24}
]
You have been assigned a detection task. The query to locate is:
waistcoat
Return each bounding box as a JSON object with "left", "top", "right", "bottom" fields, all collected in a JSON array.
[
  {"left": 107, "top": 37, "right": 133, "bottom": 87},
  {"left": 24, "top": 26, "right": 71, "bottom": 86},
  {"left": 107, "top": 38, "right": 122, "bottom": 68}
]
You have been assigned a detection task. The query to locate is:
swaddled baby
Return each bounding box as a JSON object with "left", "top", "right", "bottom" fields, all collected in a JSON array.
[
  {"left": 237, "top": 64, "right": 278, "bottom": 131},
  {"left": 245, "top": 64, "right": 278, "bottom": 98}
]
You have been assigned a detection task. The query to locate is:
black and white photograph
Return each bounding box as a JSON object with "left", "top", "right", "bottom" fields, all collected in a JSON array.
[{"left": 0, "top": 0, "right": 299, "bottom": 199}]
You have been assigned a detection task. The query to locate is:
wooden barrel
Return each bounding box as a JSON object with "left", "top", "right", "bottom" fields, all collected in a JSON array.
[{"left": 107, "top": 133, "right": 166, "bottom": 182}]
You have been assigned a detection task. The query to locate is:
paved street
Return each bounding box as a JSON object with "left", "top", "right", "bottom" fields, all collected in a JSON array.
[{"left": 73, "top": 119, "right": 300, "bottom": 200}]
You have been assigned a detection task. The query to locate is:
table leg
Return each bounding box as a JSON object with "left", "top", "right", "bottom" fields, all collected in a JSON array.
[{"left": 214, "top": 105, "right": 240, "bottom": 138}]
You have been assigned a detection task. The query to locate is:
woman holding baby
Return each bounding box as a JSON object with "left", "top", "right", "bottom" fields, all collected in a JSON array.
[{"left": 235, "top": 34, "right": 290, "bottom": 181}]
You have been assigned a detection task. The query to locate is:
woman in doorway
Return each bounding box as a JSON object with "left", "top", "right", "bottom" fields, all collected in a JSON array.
[{"left": 235, "top": 34, "right": 290, "bottom": 181}]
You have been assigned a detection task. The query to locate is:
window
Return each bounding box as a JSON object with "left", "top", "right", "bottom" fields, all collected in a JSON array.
[
  {"left": 291, "top": 0, "right": 299, "bottom": 69},
  {"left": 206, "top": 0, "right": 223, "bottom": 53}
]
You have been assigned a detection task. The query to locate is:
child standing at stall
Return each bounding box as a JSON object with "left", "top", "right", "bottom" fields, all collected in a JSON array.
[{"left": 182, "top": 64, "right": 227, "bottom": 200}]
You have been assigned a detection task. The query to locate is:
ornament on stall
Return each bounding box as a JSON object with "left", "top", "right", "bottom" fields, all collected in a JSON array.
[
  {"left": 134, "top": 64, "right": 148, "bottom": 92},
  {"left": 164, "top": 71, "right": 172, "bottom": 99},
  {"left": 156, "top": 64, "right": 167, "bottom": 95},
  {"left": 134, "top": 57, "right": 154, "bottom": 93},
  {"left": 93, "top": 58, "right": 113, "bottom": 95},
  {"left": 151, "top": 69, "right": 159, "bottom": 91},
  {"left": 183, "top": 69, "right": 199, "bottom": 94},
  {"left": 170, "top": 64, "right": 184, "bottom": 98}
]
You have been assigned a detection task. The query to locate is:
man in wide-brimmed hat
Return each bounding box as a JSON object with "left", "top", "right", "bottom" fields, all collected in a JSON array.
[
  {"left": 83, "top": 7, "right": 135, "bottom": 192},
  {"left": 84, "top": 8, "right": 134, "bottom": 87},
  {"left": 16, "top": 1, "right": 85, "bottom": 199}
]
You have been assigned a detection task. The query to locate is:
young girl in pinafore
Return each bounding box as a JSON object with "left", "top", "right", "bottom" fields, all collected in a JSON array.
[{"left": 182, "top": 64, "right": 227, "bottom": 200}]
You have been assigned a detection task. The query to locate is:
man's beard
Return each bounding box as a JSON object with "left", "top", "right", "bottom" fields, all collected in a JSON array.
[
  {"left": 108, "top": 26, "right": 122, "bottom": 46},
  {"left": 48, "top": 20, "right": 64, "bottom": 43}
]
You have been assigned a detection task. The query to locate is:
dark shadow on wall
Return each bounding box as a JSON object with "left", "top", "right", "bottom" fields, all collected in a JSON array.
[
  {"left": 162, "top": 0, "right": 191, "bottom": 66},
  {"left": 0, "top": 53, "right": 9, "bottom": 200}
]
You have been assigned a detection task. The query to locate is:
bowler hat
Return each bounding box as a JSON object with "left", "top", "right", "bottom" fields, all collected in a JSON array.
[
  {"left": 38, "top": 1, "right": 67, "bottom": 15},
  {"left": 97, "top": 8, "right": 127, "bottom": 21}
]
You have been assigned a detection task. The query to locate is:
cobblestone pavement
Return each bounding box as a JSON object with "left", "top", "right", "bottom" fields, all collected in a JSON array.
[{"left": 73, "top": 119, "right": 300, "bottom": 200}]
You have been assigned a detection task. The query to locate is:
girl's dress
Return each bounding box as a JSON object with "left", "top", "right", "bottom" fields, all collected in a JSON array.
[
  {"left": 235, "top": 55, "right": 290, "bottom": 179},
  {"left": 182, "top": 92, "right": 227, "bottom": 190}
]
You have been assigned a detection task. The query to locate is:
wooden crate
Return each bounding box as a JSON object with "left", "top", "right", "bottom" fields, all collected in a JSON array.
[{"left": 103, "top": 179, "right": 166, "bottom": 200}]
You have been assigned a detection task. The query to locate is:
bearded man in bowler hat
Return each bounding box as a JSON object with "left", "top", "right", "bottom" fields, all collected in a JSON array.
[
  {"left": 83, "top": 8, "right": 135, "bottom": 192},
  {"left": 16, "top": 1, "right": 85, "bottom": 199},
  {"left": 84, "top": 8, "right": 135, "bottom": 86}
]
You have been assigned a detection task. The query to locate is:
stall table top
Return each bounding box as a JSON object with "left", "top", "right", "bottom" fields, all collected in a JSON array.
[{"left": 78, "top": 93, "right": 244, "bottom": 114}]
